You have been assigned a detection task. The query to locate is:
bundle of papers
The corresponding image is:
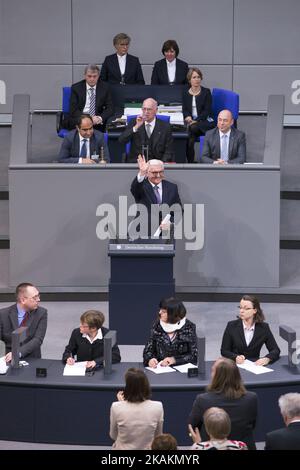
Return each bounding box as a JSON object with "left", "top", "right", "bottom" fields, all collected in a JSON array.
[
  {"left": 237, "top": 359, "right": 273, "bottom": 375},
  {"left": 0, "top": 356, "right": 9, "bottom": 375},
  {"left": 146, "top": 362, "right": 196, "bottom": 374}
]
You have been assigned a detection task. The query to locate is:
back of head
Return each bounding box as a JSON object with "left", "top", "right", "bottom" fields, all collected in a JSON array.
[
  {"left": 160, "top": 297, "right": 186, "bottom": 324},
  {"left": 124, "top": 368, "right": 151, "bottom": 403},
  {"left": 279, "top": 393, "right": 300, "bottom": 421},
  {"left": 204, "top": 407, "right": 231, "bottom": 440},
  {"left": 208, "top": 358, "right": 246, "bottom": 399},
  {"left": 151, "top": 433, "right": 178, "bottom": 450},
  {"left": 80, "top": 310, "right": 105, "bottom": 329}
]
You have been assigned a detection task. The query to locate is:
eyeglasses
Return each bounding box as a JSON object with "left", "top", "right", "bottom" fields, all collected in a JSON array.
[
  {"left": 149, "top": 171, "right": 164, "bottom": 176},
  {"left": 237, "top": 306, "right": 253, "bottom": 311},
  {"left": 25, "top": 294, "right": 40, "bottom": 300}
]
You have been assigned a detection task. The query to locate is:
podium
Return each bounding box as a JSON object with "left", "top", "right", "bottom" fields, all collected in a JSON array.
[{"left": 108, "top": 241, "right": 175, "bottom": 344}]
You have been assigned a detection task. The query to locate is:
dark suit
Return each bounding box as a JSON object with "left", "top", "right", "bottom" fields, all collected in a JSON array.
[
  {"left": 0, "top": 304, "right": 47, "bottom": 358},
  {"left": 119, "top": 119, "right": 174, "bottom": 162},
  {"left": 201, "top": 127, "right": 246, "bottom": 164},
  {"left": 58, "top": 129, "right": 110, "bottom": 163},
  {"left": 221, "top": 319, "right": 280, "bottom": 363},
  {"left": 265, "top": 422, "right": 300, "bottom": 450},
  {"left": 151, "top": 58, "right": 189, "bottom": 85},
  {"left": 62, "top": 326, "right": 121, "bottom": 368},
  {"left": 131, "top": 176, "right": 182, "bottom": 236},
  {"left": 100, "top": 53, "right": 145, "bottom": 85},
  {"left": 189, "top": 390, "right": 258, "bottom": 450},
  {"left": 182, "top": 87, "right": 215, "bottom": 162},
  {"left": 68, "top": 79, "right": 114, "bottom": 130}
]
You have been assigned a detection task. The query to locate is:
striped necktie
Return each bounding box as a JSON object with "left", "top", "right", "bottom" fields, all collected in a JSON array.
[{"left": 89, "top": 88, "right": 96, "bottom": 116}]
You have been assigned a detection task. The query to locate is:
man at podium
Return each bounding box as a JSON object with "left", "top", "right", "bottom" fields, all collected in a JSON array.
[{"left": 130, "top": 156, "right": 182, "bottom": 237}]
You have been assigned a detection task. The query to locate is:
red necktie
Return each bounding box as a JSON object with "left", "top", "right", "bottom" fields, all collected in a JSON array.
[{"left": 20, "top": 311, "right": 29, "bottom": 327}]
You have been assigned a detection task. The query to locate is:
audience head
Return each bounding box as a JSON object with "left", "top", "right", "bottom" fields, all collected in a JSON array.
[
  {"left": 279, "top": 393, "right": 300, "bottom": 426},
  {"left": 161, "top": 39, "right": 180, "bottom": 62},
  {"left": 79, "top": 310, "right": 105, "bottom": 336},
  {"left": 151, "top": 433, "right": 178, "bottom": 450},
  {"left": 84, "top": 64, "right": 100, "bottom": 87},
  {"left": 217, "top": 110, "right": 234, "bottom": 134},
  {"left": 208, "top": 358, "right": 246, "bottom": 399},
  {"left": 147, "top": 158, "right": 164, "bottom": 185},
  {"left": 142, "top": 98, "right": 158, "bottom": 123},
  {"left": 16, "top": 282, "right": 40, "bottom": 311},
  {"left": 76, "top": 115, "right": 94, "bottom": 139},
  {"left": 123, "top": 368, "right": 151, "bottom": 403},
  {"left": 204, "top": 407, "right": 231, "bottom": 440},
  {"left": 187, "top": 67, "right": 203, "bottom": 87},
  {"left": 238, "top": 295, "right": 265, "bottom": 324},
  {"left": 113, "top": 33, "right": 131, "bottom": 56}
]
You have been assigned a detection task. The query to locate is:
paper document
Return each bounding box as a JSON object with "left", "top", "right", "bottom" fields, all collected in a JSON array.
[
  {"left": 63, "top": 361, "right": 87, "bottom": 376},
  {"left": 173, "top": 363, "right": 197, "bottom": 373},
  {"left": 146, "top": 363, "right": 176, "bottom": 374},
  {"left": 153, "top": 214, "right": 171, "bottom": 238},
  {"left": 237, "top": 359, "right": 273, "bottom": 375},
  {"left": 0, "top": 356, "right": 9, "bottom": 375}
]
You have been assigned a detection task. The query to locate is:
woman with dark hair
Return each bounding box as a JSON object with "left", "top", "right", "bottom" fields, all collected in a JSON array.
[
  {"left": 221, "top": 295, "right": 280, "bottom": 366},
  {"left": 189, "top": 358, "right": 257, "bottom": 450},
  {"left": 109, "top": 368, "right": 164, "bottom": 449},
  {"left": 62, "top": 310, "right": 121, "bottom": 370},
  {"left": 182, "top": 67, "right": 215, "bottom": 163},
  {"left": 143, "top": 297, "right": 197, "bottom": 368},
  {"left": 151, "top": 39, "right": 189, "bottom": 85}
]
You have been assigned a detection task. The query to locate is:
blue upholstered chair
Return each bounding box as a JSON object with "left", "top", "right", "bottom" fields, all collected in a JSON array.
[
  {"left": 197, "top": 88, "right": 239, "bottom": 162},
  {"left": 56, "top": 86, "right": 72, "bottom": 138}
]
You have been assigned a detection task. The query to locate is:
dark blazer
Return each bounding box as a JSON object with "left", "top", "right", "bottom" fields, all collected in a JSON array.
[
  {"left": 100, "top": 53, "right": 145, "bottom": 85},
  {"left": 201, "top": 127, "right": 246, "bottom": 164},
  {"left": 221, "top": 319, "right": 280, "bottom": 363},
  {"left": 265, "top": 422, "right": 300, "bottom": 450},
  {"left": 143, "top": 319, "right": 197, "bottom": 366},
  {"left": 182, "top": 87, "right": 214, "bottom": 121},
  {"left": 189, "top": 390, "right": 258, "bottom": 450},
  {"left": 119, "top": 119, "right": 174, "bottom": 162},
  {"left": 58, "top": 129, "right": 110, "bottom": 163},
  {"left": 68, "top": 79, "right": 114, "bottom": 129},
  {"left": 151, "top": 58, "right": 189, "bottom": 85},
  {"left": 62, "top": 326, "right": 121, "bottom": 368},
  {"left": 131, "top": 177, "right": 182, "bottom": 214},
  {"left": 0, "top": 304, "right": 47, "bottom": 358}
]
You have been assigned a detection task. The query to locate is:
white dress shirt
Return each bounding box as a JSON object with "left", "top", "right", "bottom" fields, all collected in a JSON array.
[
  {"left": 166, "top": 59, "right": 176, "bottom": 83},
  {"left": 117, "top": 54, "right": 127, "bottom": 76},
  {"left": 82, "top": 328, "right": 103, "bottom": 344},
  {"left": 83, "top": 85, "right": 96, "bottom": 113},
  {"left": 243, "top": 321, "right": 255, "bottom": 346}
]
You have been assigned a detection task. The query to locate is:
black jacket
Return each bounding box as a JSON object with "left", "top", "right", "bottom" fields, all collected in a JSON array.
[
  {"left": 119, "top": 118, "right": 174, "bottom": 162},
  {"left": 189, "top": 390, "right": 258, "bottom": 450},
  {"left": 221, "top": 319, "right": 280, "bottom": 363},
  {"left": 62, "top": 327, "right": 121, "bottom": 368},
  {"left": 68, "top": 79, "right": 114, "bottom": 129},
  {"left": 265, "top": 422, "right": 300, "bottom": 450},
  {"left": 100, "top": 53, "right": 145, "bottom": 85},
  {"left": 182, "top": 87, "right": 213, "bottom": 121},
  {"left": 151, "top": 58, "right": 189, "bottom": 85}
]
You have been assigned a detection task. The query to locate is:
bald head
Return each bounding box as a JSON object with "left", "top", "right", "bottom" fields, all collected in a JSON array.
[
  {"left": 142, "top": 98, "right": 158, "bottom": 123},
  {"left": 217, "top": 109, "right": 234, "bottom": 134}
]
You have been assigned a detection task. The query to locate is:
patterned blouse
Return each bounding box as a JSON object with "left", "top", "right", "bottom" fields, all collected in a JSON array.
[
  {"left": 192, "top": 440, "right": 248, "bottom": 450},
  {"left": 143, "top": 318, "right": 198, "bottom": 366}
]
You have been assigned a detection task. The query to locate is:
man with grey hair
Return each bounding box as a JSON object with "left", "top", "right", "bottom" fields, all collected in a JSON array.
[
  {"left": 265, "top": 393, "right": 300, "bottom": 449},
  {"left": 119, "top": 98, "right": 174, "bottom": 162},
  {"left": 130, "top": 155, "right": 182, "bottom": 236},
  {"left": 68, "top": 64, "right": 114, "bottom": 131}
]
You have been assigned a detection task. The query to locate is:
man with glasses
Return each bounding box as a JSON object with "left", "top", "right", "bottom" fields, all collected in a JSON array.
[
  {"left": 0, "top": 283, "right": 48, "bottom": 363},
  {"left": 100, "top": 33, "right": 144, "bottom": 85},
  {"left": 58, "top": 114, "right": 110, "bottom": 164},
  {"left": 131, "top": 156, "right": 182, "bottom": 237},
  {"left": 119, "top": 98, "right": 174, "bottom": 163}
]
